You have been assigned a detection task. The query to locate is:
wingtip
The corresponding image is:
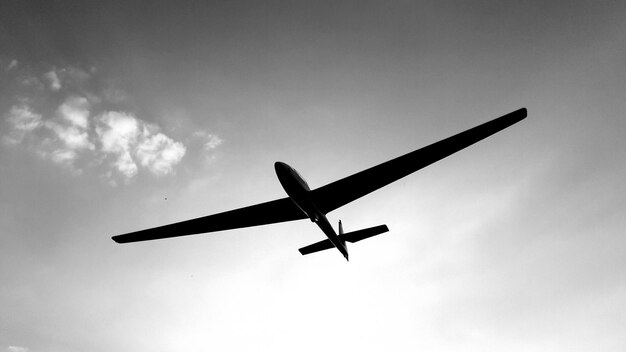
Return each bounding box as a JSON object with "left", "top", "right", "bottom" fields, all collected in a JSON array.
[{"left": 505, "top": 107, "right": 527, "bottom": 123}]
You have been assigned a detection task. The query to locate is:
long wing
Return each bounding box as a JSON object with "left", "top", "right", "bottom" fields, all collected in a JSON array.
[
  {"left": 311, "top": 108, "right": 527, "bottom": 214},
  {"left": 112, "top": 197, "right": 306, "bottom": 243}
]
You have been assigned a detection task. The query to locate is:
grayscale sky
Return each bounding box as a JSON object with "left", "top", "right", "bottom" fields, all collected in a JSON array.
[{"left": 1, "top": 1, "right": 625, "bottom": 351}]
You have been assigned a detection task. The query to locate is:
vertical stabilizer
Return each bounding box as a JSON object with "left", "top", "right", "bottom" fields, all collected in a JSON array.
[{"left": 338, "top": 220, "right": 346, "bottom": 256}]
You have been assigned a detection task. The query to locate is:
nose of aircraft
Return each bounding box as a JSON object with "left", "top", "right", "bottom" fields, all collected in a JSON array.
[
  {"left": 274, "top": 161, "right": 291, "bottom": 175},
  {"left": 274, "top": 162, "right": 293, "bottom": 183},
  {"left": 274, "top": 161, "right": 289, "bottom": 174}
]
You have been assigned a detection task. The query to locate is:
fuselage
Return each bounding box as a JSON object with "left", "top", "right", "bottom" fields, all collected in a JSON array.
[{"left": 274, "top": 162, "right": 348, "bottom": 260}]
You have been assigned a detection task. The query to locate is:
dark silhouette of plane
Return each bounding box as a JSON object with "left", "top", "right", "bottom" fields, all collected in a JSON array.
[{"left": 113, "top": 108, "right": 527, "bottom": 260}]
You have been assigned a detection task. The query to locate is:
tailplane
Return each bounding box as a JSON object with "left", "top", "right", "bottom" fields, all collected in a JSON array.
[{"left": 298, "top": 221, "right": 389, "bottom": 256}]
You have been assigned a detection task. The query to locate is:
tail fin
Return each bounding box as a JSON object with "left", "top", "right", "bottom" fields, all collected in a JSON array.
[
  {"left": 298, "top": 223, "right": 389, "bottom": 256},
  {"left": 338, "top": 220, "right": 346, "bottom": 250}
]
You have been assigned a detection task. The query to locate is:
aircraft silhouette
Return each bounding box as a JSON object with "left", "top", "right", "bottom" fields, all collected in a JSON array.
[{"left": 113, "top": 108, "right": 527, "bottom": 260}]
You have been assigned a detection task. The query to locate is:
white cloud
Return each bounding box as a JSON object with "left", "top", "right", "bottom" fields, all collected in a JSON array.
[
  {"left": 3, "top": 99, "right": 94, "bottom": 170},
  {"left": 44, "top": 97, "right": 94, "bottom": 152},
  {"left": 39, "top": 66, "right": 90, "bottom": 93},
  {"left": 6, "top": 105, "right": 42, "bottom": 132},
  {"left": 2, "top": 63, "right": 218, "bottom": 184},
  {"left": 3, "top": 105, "right": 42, "bottom": 145},
  {"left": 46, "top": 121, "right": 94, "bottom": 150},
  {"left": 50, "top": 148, "right": 78, "bottom": 165},
  {"left": 58, "top": 96, "right": 90, "bottom": 129},
  {"left": 114, "top": 149, "right": 138, "bottom": 178},
  {"left": 96, "top": 111, "right": 186, "bottom": 179},
  {"left": 7, "top": 346, "right": 28, "bottom": 352},
  {"left": 44, "top": 70, "right": 61, "bottom": 91},
  {"left": 97, "top": 111, "right": 140, "bottom": 152},
  {"left": 96, "top": 111, "right": 141, "bottom": 178},
  {"left": 136, "top": 131, "right": 186, "bottom": 176}
]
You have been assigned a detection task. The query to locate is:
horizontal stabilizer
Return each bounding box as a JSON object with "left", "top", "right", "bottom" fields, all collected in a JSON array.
[
  {"left": 298, "top": 239, "right": 334, "bottom": 255},
  {"left": 298, "top": 224, "right": 389, "bottom": 255},
  {"left": 341, "top": 224, "right": 389, "bottom": 243}
]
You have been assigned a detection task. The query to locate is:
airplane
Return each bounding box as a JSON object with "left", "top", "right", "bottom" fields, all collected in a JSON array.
[{"left": 113, "top": 108, "right": 527, "bottom": 261}]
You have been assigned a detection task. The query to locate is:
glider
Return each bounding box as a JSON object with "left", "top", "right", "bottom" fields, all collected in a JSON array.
[{"left": 113, "top": 108, "right": 527, "bottom": 260}]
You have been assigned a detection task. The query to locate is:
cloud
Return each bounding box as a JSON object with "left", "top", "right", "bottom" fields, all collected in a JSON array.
[
  {"left": 203, "top": 134, "right": 223, "bottom": 151},
  {"left": 136, "top": 130, "right": 186, "bottom": 176},
  {"left": 46, "top": 121, "right": 94, "bottom": 151},
  {"left": 97, "top": 111, "right": 139, "bottom": 151},
  {"left": 96, "top": 111, "right": 141, "bottom": 178},
  {"left": 6, "top": 59, "right": 18, "bottom": 71},
  {"left": 193, "top": 130, "right": 223, "bottom": 151},
  {"left": 7, "top": 346, "right": 28, "bottom": 352},
  {"left": 189, "top": 130, "right": 223, "bottom": 165},
  {"left": 61, "top": 66, "right": 91, "bottom": 84},
  {"left": 39, "top": 96, "right": 95, "bottom": 156},
  {"left": 44, "top": 70, "right": 61, "bottom": 91},
  {"left": 2, "top": 105, "right": 42, "bottom": 145},
  {"left": 111, "top": 149, "right": 138, "bottom": 179},
  {"left": 58, "top": 96, "right": 90, "bottom": 129},
  {"left": 50, "top": 148, "right": 78, "bottom": 167},
  {"left": 19, "top": 76, "right": 43, "bottom": 89},
  {"left": 96, "top": 111, "right": 186, "bottom": 179},
  {"left": 2, "top": 63, "right": 219, "bottom": 184}
]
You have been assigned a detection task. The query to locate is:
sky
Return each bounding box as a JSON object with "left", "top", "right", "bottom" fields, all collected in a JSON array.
[{"left": 1, "top": 1, "right": 626, "bottom": 351}]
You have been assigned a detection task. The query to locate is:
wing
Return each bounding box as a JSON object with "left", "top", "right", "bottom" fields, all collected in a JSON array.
[
  {"left": 311, "top": 108, "right": 527, "bottom": 214},
  {"left": 112, "top": 197, "right": 306, "bottom": 243}
]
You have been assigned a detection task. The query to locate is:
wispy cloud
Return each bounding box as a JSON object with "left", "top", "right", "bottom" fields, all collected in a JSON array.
[
  {"left": 19, "top": 76, "right": 43, "bottom": 89},
  {"left": 2, "top": 63, "right": 220, "bottom": 184},
  {"left": 6, "top": 59, "right": 18, "bottom": 71},
  {"left": 193, "top": 130, "right": 223, "bottom": 151},
  {"left": 54, "top": 66, "right": 91, "bottom": 88},
  {"left": 2, "top": 105, "right": 42, "bottom": 145},
  {"left": 7, "top": 346, "right": 28, "bottom": 352}
]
